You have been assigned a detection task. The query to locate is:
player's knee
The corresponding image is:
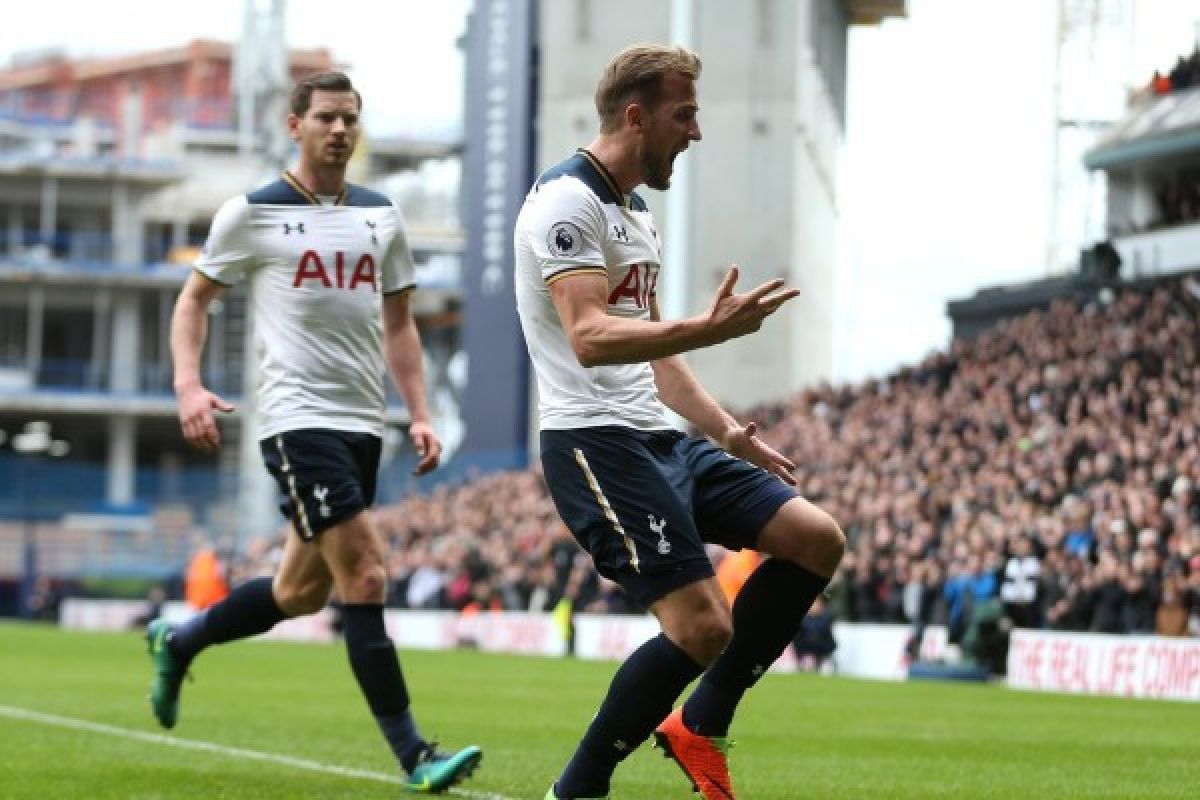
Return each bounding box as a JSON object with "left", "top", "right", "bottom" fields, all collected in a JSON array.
[
  {"left": 274, "top": 581, "right": 328, "bottom": 616},
  {"left": 817, "top": 514, "right": 847, "bottom": 571},
  {"left": 341, "top": 562, "right": 388, "bottom": 603},
  {"left": 677, "top": 611, "right": 733, "bottom": 665},
  {"left": 782, "top": 510, "right": 845, "bottom": 577}
]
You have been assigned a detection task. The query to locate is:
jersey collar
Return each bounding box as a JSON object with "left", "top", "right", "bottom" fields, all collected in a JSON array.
[
  {"left": 282, "top": 170, "right": 348, "bottom": 206},
  {"left": 577, "top": 149, "right": 631, "bottom": 208}
]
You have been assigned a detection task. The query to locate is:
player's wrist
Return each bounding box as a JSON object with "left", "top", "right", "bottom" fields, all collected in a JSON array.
[
  {"left": 680, "top": 314, "right": 722, "bottom": 349},
  {"left": 173, "top": 378, "right": 204, "bottom": 396}
]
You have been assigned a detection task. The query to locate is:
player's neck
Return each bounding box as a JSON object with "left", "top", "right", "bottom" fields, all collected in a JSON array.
[
  {"left": 583, "top": 135, "right": 641, "bottom": 195},
  {"left": 289, "top": 163, "right": 347, "bottom": 197}
]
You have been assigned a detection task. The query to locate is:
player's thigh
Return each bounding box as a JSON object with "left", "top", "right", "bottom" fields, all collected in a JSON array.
[
  {"left": 684, "top": 436, "right": 797, "bottom": 550},
  {"left": 273, "top": 527, "right": 334, "bottom": 615},
  {"left": 540, "top": 426, "right": 713, "bottom": 610},
  {"left": 260, "top": 428, "right": 381, "bottom": 543},
  {"left": 317, "top": 511, "right": 389, "bottom": 601}
]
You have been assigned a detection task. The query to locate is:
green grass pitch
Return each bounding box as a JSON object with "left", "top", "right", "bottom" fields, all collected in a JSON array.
[{"left": 0, "top": 622, "right": 1194, "bottom": 799}]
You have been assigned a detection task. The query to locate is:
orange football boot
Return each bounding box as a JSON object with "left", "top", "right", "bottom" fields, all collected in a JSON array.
[{"left": 652, "top": 708, "right": 736, "bottom": 799}]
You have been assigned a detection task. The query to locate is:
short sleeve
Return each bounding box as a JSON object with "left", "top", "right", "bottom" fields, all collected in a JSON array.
[
  {"left": 381, "top": 203, "right": 416, "bottom": 295},
  {"left": 523, "top": 178, "right": 608, "bottom": 285},
  {"left": 194, "top": 196, "right": 255, "bottom": 285}
]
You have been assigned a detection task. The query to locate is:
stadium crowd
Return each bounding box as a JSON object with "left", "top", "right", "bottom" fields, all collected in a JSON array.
[
  {"left": 757, "top": 276, "right": 1200, "bottom": 641},
  {"left": 227, "top": 275, "right": 1200, "bottom": 639}
]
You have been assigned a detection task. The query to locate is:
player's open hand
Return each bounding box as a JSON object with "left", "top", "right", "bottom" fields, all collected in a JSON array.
[
  {"left": 720, "top": 420, "right": 798, "bottom": 486},
  {"left": 177, "top": 385, "right": 235, "bottom": 454},
  {"left": 705, "top": 265, "right": 800, "bottom": 343},
  {"left": 409, "top": 420, "right": 443, "bottom": 476}
]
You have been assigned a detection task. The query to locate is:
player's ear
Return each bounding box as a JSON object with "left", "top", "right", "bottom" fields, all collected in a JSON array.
[
  {"left": 625, "top": 101, "right": 644, "bottom": 133},
  {"left": 286, "top": 113, "right": 302, "bottom": 141}
]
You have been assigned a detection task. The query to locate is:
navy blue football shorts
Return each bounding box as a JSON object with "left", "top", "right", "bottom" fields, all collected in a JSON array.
[
  {"left": 260, "top": 428, "right": 381, "bottom": 541},
  {"left": 540, "top": 425, "right": 797, "bottom": 609}
]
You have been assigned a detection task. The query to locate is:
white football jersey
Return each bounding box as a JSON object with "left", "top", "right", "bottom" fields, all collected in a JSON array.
[
  {"left": 514, "top": 149, "right": 673, "bottom": 432},
  {"left": 195, "top": 172, "right": 415, "bottom": 439}
]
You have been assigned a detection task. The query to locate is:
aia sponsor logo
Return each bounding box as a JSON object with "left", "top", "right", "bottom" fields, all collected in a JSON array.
[
  {"left": 292, "top": 250, "right": 377, "bottom": 291},
  {"left": 608, "top": 263, "right": 657, "bottom": 309}
]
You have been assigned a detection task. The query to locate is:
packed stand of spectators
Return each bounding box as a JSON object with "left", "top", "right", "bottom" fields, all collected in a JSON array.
[
  {"left": 748, "top": 276, "right": 1200, "bottom": 640},
  {"left": 229, "top": 276, "right": 1200, "bottom": 638}
]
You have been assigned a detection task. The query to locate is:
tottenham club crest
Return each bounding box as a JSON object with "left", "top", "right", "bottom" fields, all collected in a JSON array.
[
  {"left": 313, "top": 485, "right": 332, "bottom": 518},
  {"left": 649, "top": 514, "right": 671, "bottom": 555},
  {"left": 548, "top": 221, "right": 583, "bottom": 257}
]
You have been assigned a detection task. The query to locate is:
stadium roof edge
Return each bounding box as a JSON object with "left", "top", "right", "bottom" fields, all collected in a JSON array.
[
  {"left": 1085, "top": 87, "right": 1200, "bottom": 171},
  {"left": 1084, "top": 128, "right": 1200, "bottom": 171}
]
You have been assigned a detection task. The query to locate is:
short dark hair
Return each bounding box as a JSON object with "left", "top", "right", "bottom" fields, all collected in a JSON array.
[
  {"left": 594, "top": 44, "right": 701, "bottom": 132},
  {"left": 290, "top": 71, "right": 362, "bottom": 116}
]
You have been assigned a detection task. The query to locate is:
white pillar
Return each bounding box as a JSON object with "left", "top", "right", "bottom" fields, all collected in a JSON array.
[
  {"left": 106, "top": 292, "right": 140, "bottom": 506},
  {"left": 665, "top": 0, "right": 694, "bottom": 324},
  {"left": 110, "top": 181, "right": 141, "bottom": 266},
  {"left": 662, "top": 0, "right": 695, "bottom": 431},
  {"left": 107, "top": 416, "right": 136, "bottom": 507},
  {"left": 7, "top": 206, "right": 21, "bottom": 258},
  {"left": 39, "top": 176, "right": 58, "bottom": 251},
  {"left": 27, "top": 286, "right": 44, "bottom": 378},
  {"left": 110, "top": 292, "right": 139, "bottom": 393}
]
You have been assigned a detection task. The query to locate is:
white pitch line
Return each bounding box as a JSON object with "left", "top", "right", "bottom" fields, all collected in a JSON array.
[{"left": 0, "top": 704, "right": 515, "bottom": 800}]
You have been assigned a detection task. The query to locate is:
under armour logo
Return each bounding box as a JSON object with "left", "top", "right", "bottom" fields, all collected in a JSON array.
[
  {"left": 648, "top": 514, "right": 671, "bottom": 555},
  {"left": 613, "top": 224, "right": 630, "bottom": 244},
  {"left": 283, "top": 222, "right": 306, "bottom": 235},
  {"left": 313, "top": 485, "right": 331, "bottom": 518},
  {"left": 614, "top": 739, "right": 629, "bottom": 751},
  {"left": 751, "top": 664, "right": 765, "bottom": 678}
]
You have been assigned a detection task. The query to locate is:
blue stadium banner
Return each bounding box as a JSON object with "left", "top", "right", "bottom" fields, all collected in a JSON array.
[{"left": 460, "top": 0, "right": 536, "bottom": 471}]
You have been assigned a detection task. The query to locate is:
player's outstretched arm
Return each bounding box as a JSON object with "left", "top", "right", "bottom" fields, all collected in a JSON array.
[
  {"left": 170, "top": 271, "right": 235, "bottom": 454},
  {"left": 650, "top": 297, "right": 797, "bottom": 485},
  {"left": 550, "top": 265, "right": 798, "bottom": 367},
  {"left": 383, "top": 290, "right": 442, "bottom": 476}
]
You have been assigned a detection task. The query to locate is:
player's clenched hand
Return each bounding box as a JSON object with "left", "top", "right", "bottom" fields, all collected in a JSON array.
[
  {"left": 720, "top": 420, "right": 798, "bottom": 486},
  {"left": 704, "top": 265, "right": 800, "bottom": 342},
  {"left": 177, "top": 385, "right": 235, "bottom": 454},
  {"left": 409, "top": 420, "right": 442, "bottom": 476}
]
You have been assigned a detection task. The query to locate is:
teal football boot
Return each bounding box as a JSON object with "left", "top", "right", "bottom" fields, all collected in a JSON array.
[
  {"left": 403, "top": 744, "right": 483, "bottom": 793},
  {"left": 144, "top": 618, "right": 188, "bottom": 729}
]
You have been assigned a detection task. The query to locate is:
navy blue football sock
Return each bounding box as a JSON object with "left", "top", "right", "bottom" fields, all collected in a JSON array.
[
  {"left": 556, "top": 633, "right": 703, "bottom": 798},
  {"left": 382, "top": 710, "right": 425, "bottom": 774},
  {"left": 683, "top": 559, "right": 829, "bottom": 736},
  {"left": 340, "top": 603, "right": 426, "bottom": 772},
  {"left": 169, "top": 576, "right": 286, "bottom": 665}
]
